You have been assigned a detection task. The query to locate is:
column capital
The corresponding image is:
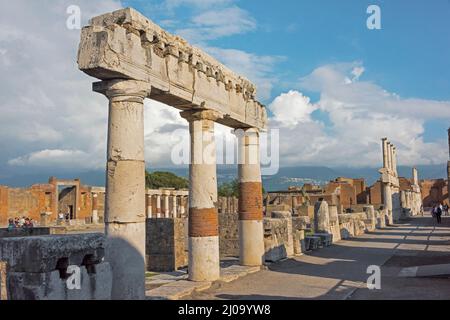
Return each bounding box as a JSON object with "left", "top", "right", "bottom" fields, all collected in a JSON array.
[
  {"left": 93, "top": 79, "right": 150, "bottom": 101},
  {"left": 180, "top": 109, "right": 223, "bottom": 122}
]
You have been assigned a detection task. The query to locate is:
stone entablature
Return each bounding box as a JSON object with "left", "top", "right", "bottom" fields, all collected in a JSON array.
[{"left": 78, "top": 8, "right": 267, "bottom": 130}]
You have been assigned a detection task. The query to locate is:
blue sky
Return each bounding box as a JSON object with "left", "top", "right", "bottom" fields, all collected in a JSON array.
[
  {"left": 0, "top": 0, "right": 449, "bottom": 175},
  {"left": 123, "top": 0, "right": 450, "bottom": 142}
]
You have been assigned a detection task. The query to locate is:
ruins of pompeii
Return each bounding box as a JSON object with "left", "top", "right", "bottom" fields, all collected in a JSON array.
[{"left": 1, "top": 8, "right": 450, "bottom": 301}]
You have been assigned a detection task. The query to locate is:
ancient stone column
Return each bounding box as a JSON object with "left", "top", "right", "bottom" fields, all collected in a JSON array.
[
  {"left": 164, "top": 193, "right": 170, "bottom": 218},
  {"left": 146, "top": 194, "right": 152, "bottom": 219},
  {"left": 181, "top": 110, "right": 221, "bottom": 282},
  {"left": 387, "top": 142, "right": 393, "bottom": 173},
  {"left": 96, "top": 79, "right": 149, "bottom": 300},
  {"left": 236, "top": 128, "right": 265, "bottom": 266},
  {"left": 180, "top": 196, "right": 186, "bottom": 217},
  {"left": 382, "top": 138, "right": 388, "bottom": 168},
  {"left": 392, "top": 146, "right": 398, "bottom": 177},
  {"left": 383, "top": 183, "right": 393, "bottom": 225},
  {"left": 172, "top": 194, "right": 178, "bottom": 218},
  {"left": 92, "top": 193, "right": 99, "bottom": 224},
  {"left": 156, "top": 194, "right": 161, "bottom": 218},
  {"left": 314, "top": 200, "right": 330, "bottom": 233}
]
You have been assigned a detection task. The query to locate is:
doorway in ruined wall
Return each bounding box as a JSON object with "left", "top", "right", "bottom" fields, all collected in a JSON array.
[
  {"left": 58, "top": 186, "right": 76, "bottom": 220},
  {"left": 56, "top": 182, "right": 81, "bottom": 222}
]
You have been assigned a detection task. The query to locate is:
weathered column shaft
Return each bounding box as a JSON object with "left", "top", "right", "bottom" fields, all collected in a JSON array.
[
  {"left": 236, "top": 128, "right": 265, "bottom": 266},
  {"left": 172, "top": 195, "right": 177, "bottom": 217},
  {"left": 100, "top": 79, "right": 149, "bottom": 300},
  {"left": 382, "top": 138, "right": 388, "bottom": 169},
  {"left": 146, "top": 194, "right": 153, "bottom": 218},
  {"left": 383, "top": 183, "right": 393, "bottom": 224},
  {"left": 181, "top": 110, "right": 221, "bottom": 282},
  {"left": 180, "top": 196, "right": 186, "bottom": 216},
  {"left": 92, "top": 193, "right": 99, "bottom": 224},
  {"left": 392, "top": 147, "right": 398, "bottom": 177},
  {"left": 156, "top": 194, "right": 161, "bottom": 218},
  {"left": 387, "top": 142, "right": 393, "bottom": 172},
  {"left": 164, "top": 194, "right": 170, "bottom": 218}
]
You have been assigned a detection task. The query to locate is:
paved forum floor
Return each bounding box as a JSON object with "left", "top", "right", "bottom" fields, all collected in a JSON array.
[{"left": 191, "top": 214, "right": 450, "bottom": 300}]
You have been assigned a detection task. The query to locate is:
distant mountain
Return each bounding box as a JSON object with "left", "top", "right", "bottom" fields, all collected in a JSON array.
[{"left": 0, "top": 164, "right": 447, "bottom": 192}]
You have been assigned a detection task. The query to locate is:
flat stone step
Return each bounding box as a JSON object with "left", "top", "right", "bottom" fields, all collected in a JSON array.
[
  {"left": 146, "top": 280, "right": 212, "bottom": 300},
  {"left": 146, "top": 265, "right": 261, "bottom": 299}
]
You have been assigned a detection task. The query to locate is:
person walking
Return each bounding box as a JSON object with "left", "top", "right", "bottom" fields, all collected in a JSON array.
[{"left": 436, "top": 204, "right": 443, "bottom": 224}]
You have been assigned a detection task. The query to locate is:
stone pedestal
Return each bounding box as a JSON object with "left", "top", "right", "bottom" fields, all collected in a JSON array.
[
  {"left": 236, "top": 128, "right": 265, "bottom": 266},
  {"left": 97, "top": 79, "right": 149, "bottom": 300},
  {"left": 314, "top": 200, "right": 330, "bottom": 234}
]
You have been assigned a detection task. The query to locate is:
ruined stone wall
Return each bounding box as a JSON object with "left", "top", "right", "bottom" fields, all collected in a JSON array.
[
  {"left": 0, "top": 227, "right": 66, "bottom": 238},
  {"left": 420, "top": 179, "right": 449, "bottom": 207},
  {"left": 368, "top": 181, "right": 383, "bottom": 206},
  {"left": 0, "top": 187, "right": 8, "bottom": 226},
  {"left": 218, "top": 196, "right": 239, "bottom": 257},
  {"left": 5, "top": 184, "right": 55, "bottom": 224}
]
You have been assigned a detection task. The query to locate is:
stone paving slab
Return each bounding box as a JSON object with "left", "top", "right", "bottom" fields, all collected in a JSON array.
[
  {"left": 146, "top": 265, "right": 261, "bottom": 299},
  {"left": 398, "top": 263, "right": 450, "bottom": 278},
  {"left": 146, "top": 280, "right": 212, "bottom": 300}
]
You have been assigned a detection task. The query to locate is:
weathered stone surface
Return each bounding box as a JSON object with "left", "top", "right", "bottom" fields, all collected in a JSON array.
[
  {"left": 328, "top": 205, "right": 341, "bottom": 243},
  {"left": 293, "top": 230, "right": 306, "bottom": 255},
  {"left": 0, "top": 261, "right": 7, "bottom": 300},
  {"left": 146, "top": 280, "right": 212, "bottom": 300},
  {"left": 146, "top": 218, "right": 187, "bottom": 272},
  {"left": 0, "top": 234, "right": 105, "bottom": 273},
  {"left": 314, "top": 233, "right": 333, "bottom": 247},
  {"left": 6, "top": 262, "right": 112, "bottom": 300},
  {"left": 271, "top": 211, "right": 294, "bottom": 257},
  {"left": 263, "top": 217, "right": 291, "bottom": 262},
  {"left": 314, "top": 200, "right": 330, "bottom": 234},
  {"left": 305, "top": 236, "right": 321, "bottom": 251},
  {"left": 78, "top": 8, "right": 267, "bottom": 130}
]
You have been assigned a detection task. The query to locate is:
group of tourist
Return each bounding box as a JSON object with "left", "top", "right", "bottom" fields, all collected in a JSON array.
[
  {"left": 431, "top": 203, "right": 449, "bottom": 224},
  {"left": 7, "top": 216, "right": 36, "bottom": 231}
]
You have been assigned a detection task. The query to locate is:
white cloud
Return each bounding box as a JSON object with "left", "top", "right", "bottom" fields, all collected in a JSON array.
[
  {"left": 176, "top": 6, "right": 256, "bottom": 41},
  {"left": 8, "top": 149, "right": 101, "bottom": 169},
  {"left": 270, "top": 90, "right": 318, "bottom": 128},
  {"left": 203, "top": 46, "right": 283, "bottom": 101},
  {"left": 269, "top": 62, "right": 450, "bottom": 168},
  {"left": 0, "top": 0, "right": 122, "bottom": 171}
]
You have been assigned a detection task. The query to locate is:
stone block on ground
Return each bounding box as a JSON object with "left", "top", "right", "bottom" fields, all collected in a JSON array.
[
  {"left": 305, "top": 236, "right": 321, "bottom": 251},
  {"left": 313, "top": 233, "right": 333, "bottom": 247},
  {"left": 0, "top": 234, "right": 105, "bottom": 273}
]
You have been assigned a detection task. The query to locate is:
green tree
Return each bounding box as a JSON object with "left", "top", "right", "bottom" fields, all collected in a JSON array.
[
  {"left": 217, "top": 179, "right": 266, "bottom": 197},
  {"left": 145, "top": 171, "right": 189, "bottom": 190},
  {"left": 218, "top": 179, "right": 239, "bottom": 197}
]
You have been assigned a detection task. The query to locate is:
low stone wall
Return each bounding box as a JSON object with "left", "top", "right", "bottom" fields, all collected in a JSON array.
[
  {"left": 146, "top": 218, "right": 187, "bottom": 272},
  {"left": 0, "top": 227, "right": 66, "bottom": 238},
  {"left": 218, "top": 197, "right": 239, "bottom": 258},
  {"left": 0, "top": 233, "right": 111, "bottom": 300}
]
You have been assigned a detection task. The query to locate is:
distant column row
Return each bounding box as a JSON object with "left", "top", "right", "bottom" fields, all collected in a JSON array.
[{"left": 145, "top": 191, "right": 188, "bottom": 219}]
